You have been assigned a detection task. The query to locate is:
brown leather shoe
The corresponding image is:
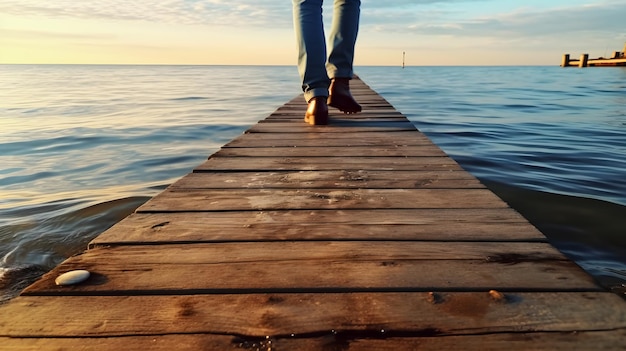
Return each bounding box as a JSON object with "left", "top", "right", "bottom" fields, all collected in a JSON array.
[
  {"left": 304, "top": 96, "right": 329, "bottom": 125},
  {"left": 328, "top": 78, "right": 362, "bottom": 114}
]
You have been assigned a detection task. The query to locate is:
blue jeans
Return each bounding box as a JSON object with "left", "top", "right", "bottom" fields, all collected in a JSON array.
[{"left": 293, "top": 0, "right": 361, "bottom": 102}]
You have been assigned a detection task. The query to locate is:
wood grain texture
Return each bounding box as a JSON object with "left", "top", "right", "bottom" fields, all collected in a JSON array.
[
  {"left": 136, "top": 188, "right": 509, "bottom": 212},
  {"left": 1, "top": 293, "right": 624, "bottom": 337},
  {"left": 55, "top": 241, "right": 574, "bottom": 264},
  {"left": 88, "top": 209, "right": 547, "bottom": 246},
  {"left": 247, "top": 121, "right": 417, "bottom": 133},
  {"left": 265, "top": 114, "right": 409, "bottom": 121},
  {"left": 196, "top": 156, "right": 462, "bottom": 171},
  {"left": 23, "top": 242, "right": 598, "bottom": 295},
  {"left": 213, "top": 145, "right": 447, "bottom": 157},
  {"left": 173, "top": 170, "right": 484, "bottom": 189},
  {"left": 224, "top": 131, "right": 431, "bottom": 147},
  {"left": 25, "top": 260, "right": 597, "bottom": 294},
  {"left": 3, "top": 331, "right": 625, "bottom": 351}
]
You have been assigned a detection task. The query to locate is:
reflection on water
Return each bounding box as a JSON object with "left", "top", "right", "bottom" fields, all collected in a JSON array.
[
  {"left": 1, "top": 65, "right": 625, "bottom": 302},
  {"left": 0, "top": 196, "right": 149, "bottom": 302},
  {"left": 484, "top": 181, "right": 626, "bottom": 296}
]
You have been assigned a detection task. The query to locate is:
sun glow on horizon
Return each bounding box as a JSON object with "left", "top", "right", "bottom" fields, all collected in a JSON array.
[{"left": 1, "top": 0, "right": 624, "bottom": 66}]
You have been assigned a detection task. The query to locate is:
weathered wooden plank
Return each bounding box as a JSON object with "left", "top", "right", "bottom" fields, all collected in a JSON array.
[
  {"left": 278, "top": 330, "right": 626, "bottom": 351},
  {"left": 173, "top": 170, "right": 483, "bottom": 189},
  {"left": 137, "top": 188, "right": 508, "bottom": 212},
  {"left": 0, "top": 336, "right": 237, "bottom": 351},
  {"left": 288, "top": 101, "right": 396, "bottom": 108},
  {"left": 275, "top": 96, "right": 394, "bottom": 104},
  {"left": 260, "top": 117, "right": 406, "bottom": 124},
  {"left": 279, "top": 97, "right": 392, "bottom": 104},
  {"left": 25, "top": 260, "right": 598, "bottom": 294},
  {"left": 281, "top": 100, "right": 390, "bottom": 107},
  {"left": 267, "top": 109, "right": 405, "bottom": 117},
  {"left": 196, "top": 156, "right": 462, "bottom": 171},
  {"left": 264, "top": 115, "right": 409, "bottom": 122},
  {"left": 213, "top": 145, "right": 447, "bottom": 157},
  {"left": 247, "top": 121, "right": 417, "bottom": 133},
  {"left": 268, "top": 113, "right": 406, "bottom": 122},
  {"left": 224, "top": 131, "right": 434, "bottom": 147},
  {"left": 2, "top": 293, "right": 622, "bottom": 337},
  {"left": 276, "top": 104, "right": 400, "bottom": 110},
  {"left": 89, "top": 209, "right": 547, "bottom": 247},
  {"left": 282, "top": 99, "right": 390, "bottom": 105},
  {"left": 281, "top": 97, "right": 390, "bottom": 105},
  {"left": 278, "top": 104, "right": 396, "bottom": 111},
  {"left": 71, "top": 241, "right": 574, "bottom": 264},
  {"left": 23, "top": 242, "right": 598, "bottom": 294},
  {"left": 3, "top": 330, "right": 625, "bottom": 351},
  {"left": 277, "top": 109, "right": 405, "bottom": 117}
]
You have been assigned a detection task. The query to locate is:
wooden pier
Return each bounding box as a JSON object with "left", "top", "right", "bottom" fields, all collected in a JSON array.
[
  {"left": 1, "top": 78, "right": 625, "bottom": 350},
  {"left": 561, "top": 43, "right": 626, "bottom": 67}
]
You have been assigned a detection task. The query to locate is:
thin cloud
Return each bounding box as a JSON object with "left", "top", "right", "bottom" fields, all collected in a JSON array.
[
  {"left": 0, "top": 28, "right": 116, "bottom": 41},
  {"left": 0, "top": 0, "right": 292, "bottom": 27},
  {"left": 364, "top": 1, "right": 626, "bottom": 39},
  {"left": 364, "top": 0, "right": 492, "bottom": 7},
  {"left": 0, "top": 0, "right": 495, "bottom": 28}
]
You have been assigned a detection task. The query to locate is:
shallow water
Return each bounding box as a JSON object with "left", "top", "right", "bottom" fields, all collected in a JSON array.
[{"left": 1, "top": 65, "right": 625, "bottom": 301}]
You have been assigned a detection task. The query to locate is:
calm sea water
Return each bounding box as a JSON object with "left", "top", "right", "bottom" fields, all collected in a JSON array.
[{"left": 1, "top": 65, "right": 625, "bottom": 301}]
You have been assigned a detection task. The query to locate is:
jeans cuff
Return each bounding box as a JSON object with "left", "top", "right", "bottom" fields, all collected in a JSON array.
[
  {"left": 327, "top": 67, "right": 354, "bottom": 80},
  {"left": 304, "top": 88, "right": 329, "bottom": 102}
]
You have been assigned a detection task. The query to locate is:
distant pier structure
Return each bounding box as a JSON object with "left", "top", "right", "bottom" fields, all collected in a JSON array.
[{"left": 562, "top": 43, "right": 626, "bottom": 67}]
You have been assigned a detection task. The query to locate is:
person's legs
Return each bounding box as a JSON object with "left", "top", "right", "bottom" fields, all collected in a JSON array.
[
  {"left": 293, "top": 0, "right": 330, "bottom": 103},
  {"left": 326, "top": 0, "right": 361, "bottom": 113},
  {"left": 326, "top": 0, "right": 360, "bottom": 79}
]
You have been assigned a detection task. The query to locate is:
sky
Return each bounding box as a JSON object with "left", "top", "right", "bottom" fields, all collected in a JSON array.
[{"left": 0, "top": 0, "right": 625, "bottom": 66}]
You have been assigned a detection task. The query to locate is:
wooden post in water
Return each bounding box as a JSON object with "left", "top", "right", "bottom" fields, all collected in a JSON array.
[
  {"left": 561, "top": 54, "right": 570, "bottom": 67},
  {"left": 579, "top": 53, "right": 589, "bottom": 68}
]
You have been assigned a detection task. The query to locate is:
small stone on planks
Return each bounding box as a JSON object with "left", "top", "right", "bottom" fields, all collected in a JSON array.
[
  {"left": 489, "top": 289, "right": 506, "bottom": 302},
  {"left": 55, "top": 270, "right": 90, "bottom": 286},
  {"left": 427, "top": 292, "right": 441, "bottom": 304}
]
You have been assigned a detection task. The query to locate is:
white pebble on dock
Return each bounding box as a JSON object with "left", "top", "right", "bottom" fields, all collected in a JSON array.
[{"left": 55, "top": 270, "right": 90, "bottom": 286}]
